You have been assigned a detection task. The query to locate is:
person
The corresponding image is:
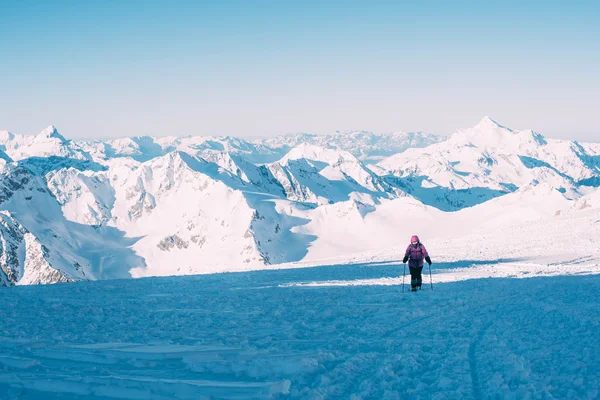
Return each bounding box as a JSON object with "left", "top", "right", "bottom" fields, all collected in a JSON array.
[{"left": 402, "top": 235, "right": 432, "bottom": 292}]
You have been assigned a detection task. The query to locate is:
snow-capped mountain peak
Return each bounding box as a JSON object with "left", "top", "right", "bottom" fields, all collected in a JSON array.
[
  {"left": 437, "top": 117, "right": 554, "bottom": 158},
  {"left": 1, "top": 120, "right": 599, "bottom": 285},
  {"left": 0, "top": 130, "right": 15, "bottom": 143},
  {"left": 260, "top": 130, "right": 442, "bottom": 164},
  {"left": 38, "top": 125, "right": 67, "bottom": 141},
  {"left": 280, "top": 143, "right": 355, "bottom": 165},
  {"left": 267, "top": 143, "right": 403, "bottom": 205},
  {"left": 474, "top": 116, "right": 510, "bottom": 131},
  {"left": 376, "top": 117, "right": 600, "bottom": 210},
  {"left": 450, "top": 116, "right": 519, "bottom": 148},
  {"left": 0, "top": 125, "right": 88, "bottom": 161}
]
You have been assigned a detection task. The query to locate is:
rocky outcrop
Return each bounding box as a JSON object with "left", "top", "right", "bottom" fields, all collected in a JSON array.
[{"left": 0, "top": 212, "right": 73, "bottom": 286}]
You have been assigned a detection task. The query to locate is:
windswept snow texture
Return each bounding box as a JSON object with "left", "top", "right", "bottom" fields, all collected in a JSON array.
[{"left": 1, "top": 265, "right": 599, "bottom": 399}]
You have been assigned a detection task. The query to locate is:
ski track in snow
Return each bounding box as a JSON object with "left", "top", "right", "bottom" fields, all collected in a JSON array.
[
  {"left": 467, "top": 321, "right": 490, "bottom": 400},
  {"left": 1, "top": 262, "right": 600, "bottom": 399}
]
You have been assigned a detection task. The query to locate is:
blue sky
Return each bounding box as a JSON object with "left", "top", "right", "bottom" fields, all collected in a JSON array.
[{"left": 1, "top": 0, "right": 599, "bottom": 140}]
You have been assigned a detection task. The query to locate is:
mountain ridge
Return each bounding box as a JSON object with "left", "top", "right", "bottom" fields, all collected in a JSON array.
[{"left": 1, "top": 118, "right": 599, "bottom": 285}]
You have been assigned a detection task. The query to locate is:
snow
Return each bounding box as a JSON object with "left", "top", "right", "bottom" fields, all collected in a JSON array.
[
  {"left": 569, "top": 187, "right": 600, "bottom": 211},
  {"left": 0, "top": 126, "right": 89, "bottom": 161},
  {"left": 279, "top": 181, "right": 588, "bottom": 263},
  {"left": 1, "top": 119, "right": 600, "bottom": 397},
  {"left": 0, "top": 119, "right": 599, "bottom": 284},
  {"left": 109, "top": 152, "right": 265, "bottom": 276},
  {"left": 377, "top": 117, "right": 599, "bottom": 210},
  {"left": 79, "top": 135, "right": 288, "bottom": 165},
  {"left": 267, "top": 143, "right": 401, "bottom": 205},
  {"left": 1, "top": 262, "right": 599, "bottom": 398},
  {"left": 0, "top": 163, "right": 144, "bottom": 284},
  {"left": 260, "top": 130, "right": 442, "bottom": 164}
]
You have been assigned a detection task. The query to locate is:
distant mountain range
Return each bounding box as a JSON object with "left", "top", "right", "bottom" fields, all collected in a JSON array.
[{"left": 1, "top": 118, "right": 599, "bottom": 285}]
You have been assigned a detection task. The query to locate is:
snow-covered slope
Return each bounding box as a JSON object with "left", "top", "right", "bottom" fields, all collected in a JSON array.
[
  {"left": 267, "top": 144, "right": 403, "bottom": 205},
  {"left": 108, "top": 151, "right": 266, "bottom": 276},
  {"left": 0, "top": 119, "right": 599, "bottom": 285},
  {"left": 0, "top": 148, "right": 11, "bottom": 163},
  {"left": 284, "top": 182, "right": 578, "bottom": 262},
  {"left": 2, "top": 261, "right": 600, "bottom": 398},
  {"left": 0, "top": 208, "right": 77, "bottom": 287},
  {"left": 0, "top": 149, "right": 313, "bottom": 281},
  {"left": 2, "top": 121, "right": 600, "bottom": 399},
  {"left": 563, "top": 186, "right": 600, "bottom": 213},
  {"left": 0, "top": 159, "right": 143, "bottom": 285}
]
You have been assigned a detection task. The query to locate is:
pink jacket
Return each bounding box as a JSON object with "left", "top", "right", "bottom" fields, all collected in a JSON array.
[{"left": 405, "top": 235, "right": 429, "bottom": 268}]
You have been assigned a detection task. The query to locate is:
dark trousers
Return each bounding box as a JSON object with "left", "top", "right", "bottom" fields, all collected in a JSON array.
[{"left": 409, "top": 266, "right": 423, "bottom": 288}]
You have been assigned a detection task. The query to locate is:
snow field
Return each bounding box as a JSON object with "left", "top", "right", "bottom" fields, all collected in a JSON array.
[{"left": 1, "top": 263, "right": 599, "bottom": 399}]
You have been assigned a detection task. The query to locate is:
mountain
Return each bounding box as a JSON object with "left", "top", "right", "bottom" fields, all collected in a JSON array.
[
  {"left": 0, "top": 120, "right": 599, "bottom": 285},
  {"left": 376, "top": 116, "right": 600, "bottom": 210},
  {"left": 564, "top": 186, "right": 600, "bottom": 213},
  {"left": 266, "top": 143, "right": 404, "bottom": 205},
  {"left": 107, "top": 152, "right": 266, "bottom": 276},
  {"left": 78, "top": 130, "right": 441, "bottom": 166},
  {"left": 79, "top": 135, "right": 287, "bottom": 164},
  {"left": 0, "top": 126, "right": 90, "bottom": 161},
  {"left": 0, "top": 157, "right": 144, "bottom": 285},
  {"left": 0, "top": 210, "right": 77, "bottom": 286},
  {"left": 0, "top": 148, "right": 313, "bottom": 281},
  {"left": 0, "top": 148, "right": 11, "bottom": 163},
  {"left": 260, "top": 130, "right": 442, "bottom": 164}
]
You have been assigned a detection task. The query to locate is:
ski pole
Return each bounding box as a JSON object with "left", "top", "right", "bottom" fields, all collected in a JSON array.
[
  {"left": 428, "top": 263, "right": 433, "bottom": 291},
  {"left": 402, "top": 262, "right": 406, "bottom": 293}
]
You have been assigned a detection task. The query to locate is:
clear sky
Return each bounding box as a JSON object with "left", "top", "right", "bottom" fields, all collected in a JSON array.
[{"left": 1, "top": 0, "right": 599, "bottom": 140}]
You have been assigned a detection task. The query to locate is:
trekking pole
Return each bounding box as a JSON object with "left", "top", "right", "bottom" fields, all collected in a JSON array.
[
  {"left": 428, "top": 263, "right": 433, "bottom": 291},
  {"left": 402, "top": 262, "right": 406, "bottom": 293}
]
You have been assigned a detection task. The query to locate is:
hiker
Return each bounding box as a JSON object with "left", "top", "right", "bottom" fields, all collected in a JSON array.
[{"left": 402, "top": 235, "right": 432, "bottom": 292}]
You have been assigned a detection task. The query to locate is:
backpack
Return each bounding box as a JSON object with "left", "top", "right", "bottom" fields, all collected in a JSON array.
[{"left": 408, "top": 243, "right": 424, "bottom": 260}]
